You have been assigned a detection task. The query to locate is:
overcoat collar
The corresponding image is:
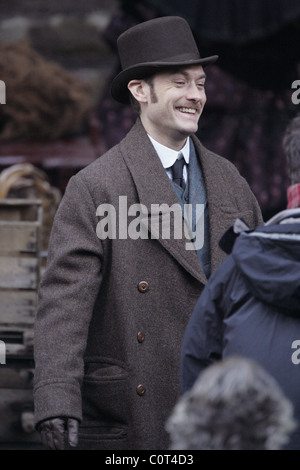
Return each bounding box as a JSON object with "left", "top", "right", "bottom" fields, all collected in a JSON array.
[{"left": 119, "top": 118, "right": 227, "bottom": 284}]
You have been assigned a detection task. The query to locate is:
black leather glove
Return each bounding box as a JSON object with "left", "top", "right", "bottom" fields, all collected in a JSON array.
[{"left": 37, "top": 417, "right": 79, "bottom": 450}]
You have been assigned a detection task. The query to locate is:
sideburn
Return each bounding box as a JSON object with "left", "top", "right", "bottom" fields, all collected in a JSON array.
[{"left": 147, "top": 79, "right": 158, "bottom": 104}]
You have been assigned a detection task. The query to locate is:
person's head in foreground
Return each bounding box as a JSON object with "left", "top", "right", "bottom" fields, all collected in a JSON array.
[{"left": 167, "top": 356, "right": 296, "bottom": 450}]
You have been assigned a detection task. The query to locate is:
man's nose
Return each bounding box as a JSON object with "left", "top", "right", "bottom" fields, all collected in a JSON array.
[{"left": 186, "top": 82, "right": 204, "bottom": 101}]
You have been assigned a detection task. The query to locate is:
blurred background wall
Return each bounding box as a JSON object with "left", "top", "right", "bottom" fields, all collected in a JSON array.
[
  {"left": 0, "top": 0, "right": 119, "bottom": 192},
  {"left": 0, "top": 0, "right": 117, "bottom": 108}
]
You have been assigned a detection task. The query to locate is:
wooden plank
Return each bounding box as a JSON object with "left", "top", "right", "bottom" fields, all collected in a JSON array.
[
  {"left": 0, "top": 326, "right": 34, "bottom": 352},
  {"left": 0, "top": 199, "right": 42, "bottom": 223},
  {"left": 0, "top": 367, "right": 34, "bottom": 389},
  {"left": 3, "top": 342, "right": 33, "bottom": 357},
  {"left": 0, "top": 290, "right": 37, "bottom": 324},
  {"left": 0, "top": 223, "right": 40, "bottom": 254},
  {"left": 0, "top": 257, "right": 39, "bottom": 289}
]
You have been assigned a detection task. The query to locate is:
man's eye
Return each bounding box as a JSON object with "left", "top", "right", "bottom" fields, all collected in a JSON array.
[
  {"left": 197, "top": 83, "right": 205, "bottom": 88},
  {"left": 175, "top": 81, "right": 185, "bottom": 86}
]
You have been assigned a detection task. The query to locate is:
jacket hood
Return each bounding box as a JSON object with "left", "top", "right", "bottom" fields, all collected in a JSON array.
[{"left": 232, "top": 222, "right": 300, "bottom": 314}]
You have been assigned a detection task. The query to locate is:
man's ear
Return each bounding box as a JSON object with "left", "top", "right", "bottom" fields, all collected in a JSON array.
[{"left": 128, "top": 80, "right": 148, "bottom": 104}]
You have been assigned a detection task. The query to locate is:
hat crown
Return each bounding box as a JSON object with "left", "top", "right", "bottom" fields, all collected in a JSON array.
[{"left": 117, "top": 16, "right": 201, "bottom": 69}]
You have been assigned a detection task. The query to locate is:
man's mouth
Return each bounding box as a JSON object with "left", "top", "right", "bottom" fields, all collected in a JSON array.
[{"left": 176, "top": 107, "right": 198, "bottom": 114}]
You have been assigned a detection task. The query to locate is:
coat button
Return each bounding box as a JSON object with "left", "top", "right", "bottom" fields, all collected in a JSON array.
[
  {"left": 137, "top": 331, "right": 145, "bottom": 343},
  {"left": 138, "top": 281, "right": 149, "bottom": 293},
  {"left": 136, "top": 384, "right": 146, "bottom": 396}
]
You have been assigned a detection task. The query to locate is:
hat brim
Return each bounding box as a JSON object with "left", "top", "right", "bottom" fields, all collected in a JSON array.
[{"left": 111, "top": 55, "right": 218, "bottom": 104}]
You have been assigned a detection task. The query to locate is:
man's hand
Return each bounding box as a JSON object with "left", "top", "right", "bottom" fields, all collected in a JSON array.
[{"left": 37, "top": 417, "right": 79, "bottom": 450}]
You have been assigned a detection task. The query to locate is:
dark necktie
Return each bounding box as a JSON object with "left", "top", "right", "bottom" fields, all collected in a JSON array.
[{"left": 171, "top": 154, "right": 185, "bottom": 189}]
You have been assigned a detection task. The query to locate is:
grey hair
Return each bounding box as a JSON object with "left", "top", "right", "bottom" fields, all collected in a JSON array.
[
  {"left": 282, "top": 114, "right": 300, "bottom": 185},
  {"left": 167, "top": 356, "right": 296, "bottom": 450}
]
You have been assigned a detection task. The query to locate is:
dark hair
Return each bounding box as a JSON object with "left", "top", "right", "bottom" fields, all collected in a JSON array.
[{"left": 282, "top": 113, "right": 300, "bottom": 185}]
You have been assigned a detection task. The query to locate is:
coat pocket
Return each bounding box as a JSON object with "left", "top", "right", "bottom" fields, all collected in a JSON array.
[{"left": 80, "top": 356, "right": 130, "bottom": 442}]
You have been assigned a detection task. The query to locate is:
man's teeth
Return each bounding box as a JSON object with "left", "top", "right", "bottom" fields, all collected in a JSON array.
[{"left": 177, "top": 107, "right": 196, "bottom": 114}]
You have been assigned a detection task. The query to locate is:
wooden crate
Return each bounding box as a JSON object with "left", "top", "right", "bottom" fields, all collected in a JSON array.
[
  {"left": 0, "top": 199, "right": 42, "bottom": 357},
  {"left": 0, "top": 199, "right": 42, "bottom": 446}
]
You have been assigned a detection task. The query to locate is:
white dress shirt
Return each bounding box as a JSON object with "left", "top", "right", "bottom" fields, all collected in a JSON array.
[{"left": 148, "top": 135, "right": 190, "bottom": 185}]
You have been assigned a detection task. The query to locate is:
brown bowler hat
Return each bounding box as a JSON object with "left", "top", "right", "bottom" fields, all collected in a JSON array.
[{"left": 111, "top": 16, "right": 218, "bottom": 104}]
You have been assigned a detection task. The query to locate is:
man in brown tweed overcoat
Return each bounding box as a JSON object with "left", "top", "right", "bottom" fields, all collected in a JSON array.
[{"left": 33, "top": 16, "right": 263, "bottom": 450}]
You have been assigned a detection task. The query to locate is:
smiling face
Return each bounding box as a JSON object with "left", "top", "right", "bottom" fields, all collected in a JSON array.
[{"left": 128, "top": 65, "right": 207, "bottom": 150}]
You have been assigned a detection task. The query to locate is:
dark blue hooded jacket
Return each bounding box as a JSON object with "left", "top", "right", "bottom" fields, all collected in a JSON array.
[{"left": 181, "top": 209, "right": 300, "bottom": 449}]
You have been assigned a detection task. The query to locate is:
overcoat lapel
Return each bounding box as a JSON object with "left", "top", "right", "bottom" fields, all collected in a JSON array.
[
  {"left": 120, "top": 119, "right": 206, "bottom": 284},
  {"left": 191, "top": 136, "right": 236, "bottom": 273}
]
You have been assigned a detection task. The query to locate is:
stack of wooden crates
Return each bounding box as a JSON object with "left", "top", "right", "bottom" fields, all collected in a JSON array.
[{"left": 0, "top": 199, "right": 43, "bottom": 448}]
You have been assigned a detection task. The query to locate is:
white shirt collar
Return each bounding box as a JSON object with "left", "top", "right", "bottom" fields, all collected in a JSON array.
[{"left": 148, "top": 135, "right": 190, "bottom": 169}]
